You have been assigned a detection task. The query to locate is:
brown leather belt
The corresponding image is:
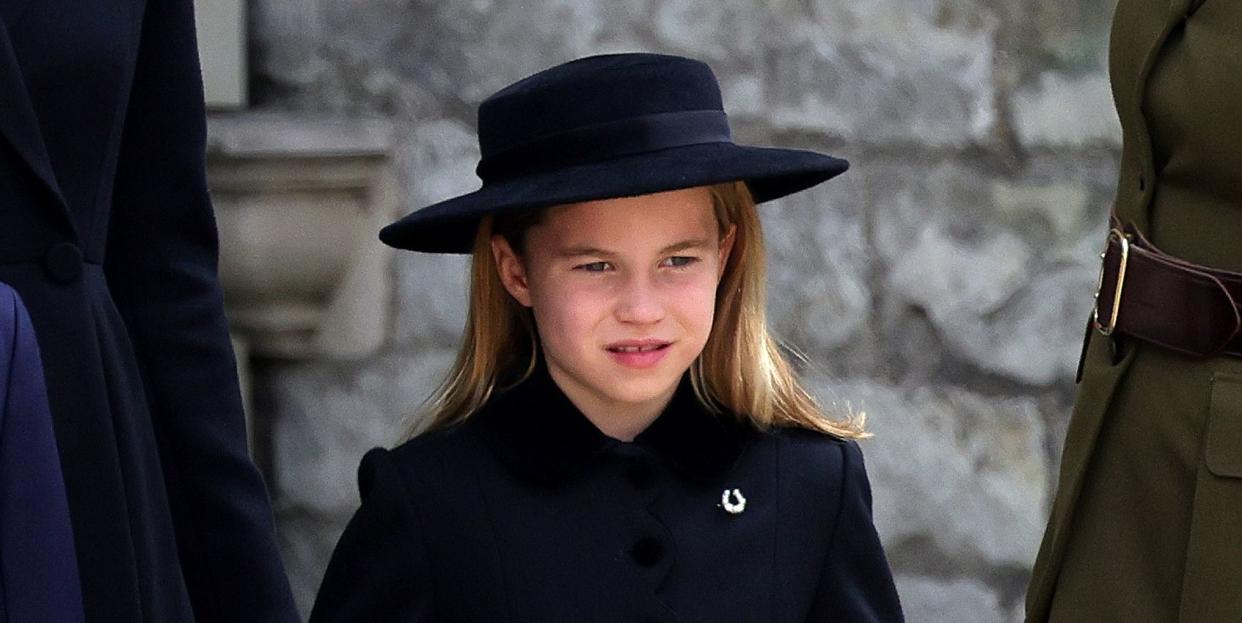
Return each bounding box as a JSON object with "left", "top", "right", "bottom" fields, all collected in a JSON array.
[{"left": 1094, "top": 219, "right": 1242, "bottom": 358}]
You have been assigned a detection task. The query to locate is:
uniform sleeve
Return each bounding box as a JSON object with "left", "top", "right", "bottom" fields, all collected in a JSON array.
[
  {"left": 102, "top": 1, "right": 297, "bottom": 621},
  {"left": 310, "top": 448, "right": 434, "bottom": 623},
  {"left": 807, "top": 440, "right": 905, "bottom": 622}
]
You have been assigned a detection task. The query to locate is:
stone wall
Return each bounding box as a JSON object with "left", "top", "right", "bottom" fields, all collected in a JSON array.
[{"left": 240, "top": 1, "right": 1121, "bottom": 620}]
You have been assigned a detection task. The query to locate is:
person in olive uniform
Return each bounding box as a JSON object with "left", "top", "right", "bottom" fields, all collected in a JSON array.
[
  {"left": 1028, "top": 0, "right": 1242, "bottom": 621},
  {"left": 310, "top": 54, "right": 904, "bottom": 622}
]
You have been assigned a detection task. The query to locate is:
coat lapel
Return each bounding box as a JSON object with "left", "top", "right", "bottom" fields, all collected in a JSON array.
[{"left": 0, "top": 11, "right": 76, "bottom": 224}]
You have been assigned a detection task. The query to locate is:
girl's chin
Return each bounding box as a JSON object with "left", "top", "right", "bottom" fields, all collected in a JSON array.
[{"left": 592, "top": 373, "right": 684, "bottom": 404}]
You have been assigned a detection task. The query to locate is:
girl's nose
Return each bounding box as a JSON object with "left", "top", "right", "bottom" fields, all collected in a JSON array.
[{"left": 614, "top": 277, "right": 665, "bottom": 325}]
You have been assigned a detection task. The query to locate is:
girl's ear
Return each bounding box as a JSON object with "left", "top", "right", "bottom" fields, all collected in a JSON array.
[
  {"left": 491, "top": 235, "right": 534, "bottom": 307},
  {"left": 717, "top": 224, "right": 738, "bottom": 280}
]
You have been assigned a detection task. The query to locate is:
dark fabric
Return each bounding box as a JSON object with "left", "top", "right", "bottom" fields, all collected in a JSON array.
[
  {"left": 0, "top": 1, "right": 298, "bottom": 622},
  {"left": 1027, "top": 0, "right": 1242, "bottom": 620},
  {"left": 476, "top": 110, "right": 733, "bottom": 182},
  {"left": 310, "top": 363, "right": 903, "bottom": 622},
  {"left": 0, "top": 283, "right": 84, "bottom": 623},
  {"left": 379, "top": 53, "right": 849, "bottom": 254},
  {"left": 478, "top": 54, "right": 727, "bottom": 156}
]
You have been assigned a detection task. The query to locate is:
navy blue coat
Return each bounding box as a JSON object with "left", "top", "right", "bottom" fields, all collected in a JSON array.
[
  {"left": 0, "top": 283, "right": 83, "bottom": 623},
  {"left": 0, "top": 1, "right": 297, "bottom": 621},
  {"left": 311, "top": 363, "right": 904, "bottom": 622}
]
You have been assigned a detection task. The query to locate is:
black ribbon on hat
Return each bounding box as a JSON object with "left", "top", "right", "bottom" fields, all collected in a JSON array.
[{"left": 475, "top": 109, "right": 733, "bottom": 183}]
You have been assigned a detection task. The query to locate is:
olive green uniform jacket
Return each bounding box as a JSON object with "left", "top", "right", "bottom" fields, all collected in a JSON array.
[{"left": 1027, "top": 0, "right": 1242, "bottom": 621}]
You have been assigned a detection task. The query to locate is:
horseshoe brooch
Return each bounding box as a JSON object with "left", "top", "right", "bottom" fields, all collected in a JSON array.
[{"left": 720, "top": 488, "right": 747, "bottom": 515}]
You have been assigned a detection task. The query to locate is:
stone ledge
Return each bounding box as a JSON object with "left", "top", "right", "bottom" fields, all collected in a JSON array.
[{"left": 207, "top": 114, "right": 399, "bottom": 360}]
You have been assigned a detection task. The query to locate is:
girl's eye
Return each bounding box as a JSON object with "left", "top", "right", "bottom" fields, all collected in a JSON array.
[
  {"left": 574, "top": 261, "right": 613, "bottom": 272},
  {"left": 662, "top": 256, "right": 699, "bottom": 269}
]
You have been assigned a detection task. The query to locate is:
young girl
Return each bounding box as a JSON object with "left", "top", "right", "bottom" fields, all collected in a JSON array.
[{"left": 310, "top": 53, "right": 903, "bottom": 622}]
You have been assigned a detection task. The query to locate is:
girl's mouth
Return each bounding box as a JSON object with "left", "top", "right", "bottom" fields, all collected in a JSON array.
[
  {"left": 605, "top": 341, "right": 672, "bottom": 368},
  {"left": 607, "top": 343, "right": 669, "bottom": 353}
]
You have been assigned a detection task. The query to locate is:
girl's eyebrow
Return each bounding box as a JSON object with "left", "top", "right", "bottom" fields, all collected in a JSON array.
[
  {"left": 557, "top": 238, "right": 712, "bottom": 258},
  {"left": 661, "top": 238, "right": 712, "bottom": 254},
  {"left": 557, "top": 245, "right": 615, "bottom": 258}
]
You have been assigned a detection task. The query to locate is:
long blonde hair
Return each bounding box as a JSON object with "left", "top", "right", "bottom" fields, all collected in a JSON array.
[{"left": 407, "top": 181, "right": 867, "bottom": 439}]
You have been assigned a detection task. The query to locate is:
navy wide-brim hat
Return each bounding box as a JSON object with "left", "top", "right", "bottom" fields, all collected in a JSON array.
[{"left": 380, "top": 53, "right": 848, "bottom": 254}]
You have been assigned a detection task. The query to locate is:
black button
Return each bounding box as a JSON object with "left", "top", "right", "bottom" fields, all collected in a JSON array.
[
  {"left": 626, "top": 462, "right": 655, "bottom": 490},
  {"left": 630, "top": 537, "right": 663, "bottom": 567},
  {"left": 44, "top": 242, "right": 83, "bottom": 284}
]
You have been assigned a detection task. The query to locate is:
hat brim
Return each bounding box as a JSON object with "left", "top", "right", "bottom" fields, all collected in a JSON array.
[{"left": 379, "top": 142, "right": 848, "bottom": 253}]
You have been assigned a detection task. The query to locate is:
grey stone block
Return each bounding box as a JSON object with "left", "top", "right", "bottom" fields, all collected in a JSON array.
[
  {"left": 1012, "top": 72, "right": 1121, "bottom": 147},
  {"left": 764, "top": 177, "right": 872, "bottom": 356},
  {"left": 752, "top": 2, "right": 1000, "bottom": 147},
  {"left": 895, "top": 575, "right": 1013, "bottom": 623},
  {"left": 861, "top": 156, "right": 1113, "bottom": 386},
  {"left": 390, "top": 119, "right": 477, "bottom": 348},
  {"left": 392, "top": 251, "right": 471, "bottom": 349},
  {"left": 816, "top": 379, "right": 1049, "bottom": 569},
  {"left": 276, "top": 509, "right": 348, "bottom": 618},
  {"left": 270, "top": 348, "right": 457, "bottom": 515}
]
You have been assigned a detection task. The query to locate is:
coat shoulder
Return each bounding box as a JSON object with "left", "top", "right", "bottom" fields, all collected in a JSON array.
[
  {"left": 763, "top": 427, "right": 868, "bottom": 486},
  {"left": 355, "top": 423, "right": 483, "bottom": 499},
  {"left": 759, "top": 428, "right": 877, "bottom": 519}
]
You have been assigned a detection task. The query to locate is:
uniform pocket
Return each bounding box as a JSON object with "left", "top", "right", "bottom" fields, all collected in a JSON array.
[
  {"left": 1205, "top": 372, "right": 1242, "bottom": 478},
  {"left": 1177, "top": 371, "right": 1242, "bottom": 621}
]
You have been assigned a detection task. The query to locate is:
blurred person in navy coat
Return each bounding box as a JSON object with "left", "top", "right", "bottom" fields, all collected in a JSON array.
[
  {"left": 0, "top": 282, "right": 83, "bottom": 622},
  {"left": 0, "top": 1, "right": 298, "bottom": 621}
]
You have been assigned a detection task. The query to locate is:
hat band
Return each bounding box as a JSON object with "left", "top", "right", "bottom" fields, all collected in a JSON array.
[{"left": 475, "top": 110, "right": 732, "bottom": 184}]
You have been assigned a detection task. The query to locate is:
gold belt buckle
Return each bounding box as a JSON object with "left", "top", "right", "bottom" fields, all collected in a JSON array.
[{"left": 1093, "top": 228, "right": 1131, "bottom": 336}]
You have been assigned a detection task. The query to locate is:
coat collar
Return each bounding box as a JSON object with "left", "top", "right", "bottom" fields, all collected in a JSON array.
[
  {"left": 471, "top": 358, "right": 750, "bottom": 486},
  {"left": 0, "top": 19, "right": 71, "bottom": 214}
]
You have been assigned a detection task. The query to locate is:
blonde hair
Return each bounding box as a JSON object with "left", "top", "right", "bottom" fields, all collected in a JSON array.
[{"left": 408, "top": 181, "right": 867, "bottom": 439}]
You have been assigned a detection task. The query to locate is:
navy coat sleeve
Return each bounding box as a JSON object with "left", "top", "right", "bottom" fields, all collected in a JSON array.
[
  {"left": 807, "top": 441, "right": 905, "bottom": 622},
  {"left": 0, "top": 285, "right": 84, "bottom": 623},
  {"left": 101, "top": 1, "right": 298, "bottom": 620},
  {"left": 310, "top": 448, "right": 434, "bottom": 623}
]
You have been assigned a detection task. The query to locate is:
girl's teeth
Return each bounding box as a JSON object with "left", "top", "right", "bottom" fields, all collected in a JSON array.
[{"left": 615, "top": 344, "right": 661, "bottom": 353}]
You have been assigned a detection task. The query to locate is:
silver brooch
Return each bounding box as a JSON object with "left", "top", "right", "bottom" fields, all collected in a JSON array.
[{"left": 720, "top": 488, "right": 747, "bottom": 515}]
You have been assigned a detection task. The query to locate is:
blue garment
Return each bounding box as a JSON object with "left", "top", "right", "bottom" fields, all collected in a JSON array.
[{"left": 0, "top": 282, "right": 83, "bottom": 623}]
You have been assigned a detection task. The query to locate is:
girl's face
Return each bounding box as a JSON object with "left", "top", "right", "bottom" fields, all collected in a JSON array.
[{"left": 492, "top": 186, "right": 735, "bottom": 434}]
